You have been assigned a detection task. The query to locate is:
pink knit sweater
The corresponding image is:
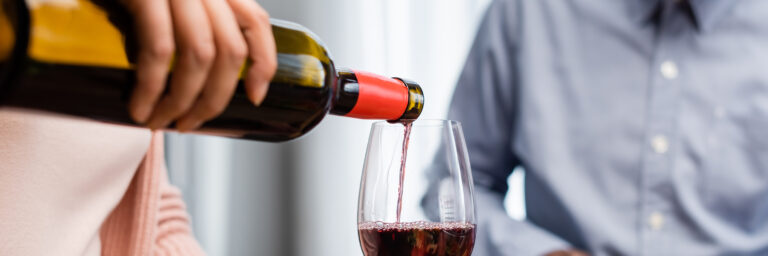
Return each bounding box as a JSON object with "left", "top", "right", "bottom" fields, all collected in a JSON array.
[
  {"left": 100, "top": 133, "right": 205, "bottom": 256},
  {"left": 0, "top": 109, "right": 203, "bottom": 255}
]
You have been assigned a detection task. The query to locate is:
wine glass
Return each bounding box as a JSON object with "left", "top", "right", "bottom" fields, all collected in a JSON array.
[{"left": 357, "top": 120, "right": 476, "bottom": 256}]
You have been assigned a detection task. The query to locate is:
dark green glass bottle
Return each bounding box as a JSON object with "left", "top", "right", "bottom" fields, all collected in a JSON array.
[{"left": 0, "top": 0, "right": 423, "bottom": 141}]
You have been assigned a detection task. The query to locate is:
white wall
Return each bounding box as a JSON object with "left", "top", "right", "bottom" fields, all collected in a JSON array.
[{"left": 167, "top": 0, "right": 493, "bottom": 255}]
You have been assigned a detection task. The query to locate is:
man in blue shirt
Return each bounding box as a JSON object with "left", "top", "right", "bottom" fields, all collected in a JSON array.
[{"left": 446, "top": 0, "right": 768, "bottom": 254}]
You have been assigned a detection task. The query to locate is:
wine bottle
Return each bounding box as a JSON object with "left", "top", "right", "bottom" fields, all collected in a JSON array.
[{"left": 0, "top": 0, "right": 424, "bottom": 141}]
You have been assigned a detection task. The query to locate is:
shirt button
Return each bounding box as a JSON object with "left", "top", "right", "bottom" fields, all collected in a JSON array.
[
  {"left": 660, "top": 61, "right": 678, "bottom": 79},
  {"left": 651, "top": 135, "right": 669, "bottom": 154},
  {"left": 648, "top": 212, "right": 665, "bottom": 230}
]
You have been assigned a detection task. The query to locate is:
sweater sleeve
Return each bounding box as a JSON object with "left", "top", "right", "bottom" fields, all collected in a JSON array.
[{"left": 153, "top": 182, "right": 205, "bottom": 256}]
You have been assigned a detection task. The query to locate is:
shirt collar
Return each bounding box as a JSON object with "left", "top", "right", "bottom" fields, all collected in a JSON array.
[
  {"left": 688, "top": 0, "right": 740, "bottom": 31},
  {"left": 629, "top": 0, "right": 662, "bottom": 26},
  {"left": 631, "top": 0, "right": 740, "bottom": 31}
]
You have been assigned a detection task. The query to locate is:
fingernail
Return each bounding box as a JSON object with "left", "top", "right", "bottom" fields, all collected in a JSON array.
[
  {"left": 250, "top": 81, "right": 270, "bottom": 106},
  {"left": 248, "top": 91, "right": 262, "bottom": 106}
]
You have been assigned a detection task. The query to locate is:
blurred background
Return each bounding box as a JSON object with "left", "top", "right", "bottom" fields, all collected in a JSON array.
[{"left": 164, "top": 0, "right": 526, "bottom": 255}]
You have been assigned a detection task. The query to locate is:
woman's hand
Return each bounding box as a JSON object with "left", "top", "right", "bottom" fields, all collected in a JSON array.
[{"left": 122, "top": 0, "right": 277, "bottom": 131}]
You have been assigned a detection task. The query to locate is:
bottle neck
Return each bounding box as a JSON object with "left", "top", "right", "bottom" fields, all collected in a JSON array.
[{"left": 330, "top": 70, "right": 423, "bottom": 121}]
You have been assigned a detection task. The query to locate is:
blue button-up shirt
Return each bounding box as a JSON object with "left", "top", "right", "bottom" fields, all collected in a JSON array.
[{"left": 443, "top": 0, "right": 768, "bottom": 255}]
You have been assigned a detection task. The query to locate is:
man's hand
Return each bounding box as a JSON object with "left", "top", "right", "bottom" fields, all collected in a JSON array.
[
  {"left": 122, "top": 0, "right": 277, "bottom": 131},
  {"left": 545, "top": 249, "right": 590, "bottom": 256}
]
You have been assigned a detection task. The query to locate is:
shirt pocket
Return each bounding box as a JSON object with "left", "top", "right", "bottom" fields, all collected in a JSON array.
[{"left": 700, "top": 97, "right": 768, "bottom": 229}]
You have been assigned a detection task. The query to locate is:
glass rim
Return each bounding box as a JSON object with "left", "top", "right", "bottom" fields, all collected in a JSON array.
[{"left": 371, "top": 119, "right": 460, "bottom": 128}]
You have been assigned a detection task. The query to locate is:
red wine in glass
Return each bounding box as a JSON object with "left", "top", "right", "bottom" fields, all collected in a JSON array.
[{"left": 358, "top": 221, "right": 476, "bottom": 256}]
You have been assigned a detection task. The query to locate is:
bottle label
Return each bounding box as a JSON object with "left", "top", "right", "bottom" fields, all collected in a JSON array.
[
  {"left": 346, "top": 70, "right": 409, "bottom": 120},
  {"left": 26, "top": 0, "right": 131, "bottom": 68}
]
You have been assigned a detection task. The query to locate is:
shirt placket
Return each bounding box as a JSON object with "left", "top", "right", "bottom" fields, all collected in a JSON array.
[{"left": 639, "top": 5, "right": 688, "bottom": 256}]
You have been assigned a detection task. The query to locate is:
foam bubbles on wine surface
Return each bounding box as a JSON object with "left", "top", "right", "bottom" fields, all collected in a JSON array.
[{"left": 358, "top": 221, "right": 475, "bottom": 231}]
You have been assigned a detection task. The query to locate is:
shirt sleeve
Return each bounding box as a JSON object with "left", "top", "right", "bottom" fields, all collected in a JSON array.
[{"left": 448, "top": 0, "right": 572, "bottom": 254}]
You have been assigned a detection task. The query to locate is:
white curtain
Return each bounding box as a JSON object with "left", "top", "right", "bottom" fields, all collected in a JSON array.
[{"left": 166, "top": 0, "right": 492, "bottom": 255}]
